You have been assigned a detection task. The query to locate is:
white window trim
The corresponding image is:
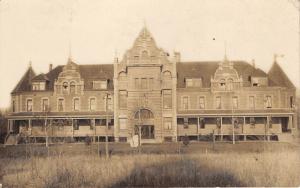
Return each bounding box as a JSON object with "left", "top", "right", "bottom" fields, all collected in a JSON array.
[
  {"left": 89, "top": 97, "right": 97, "bottom": 111},
  {"left": 26, "top": 98, "right": 33, "bottom": 112},
  {"left": 232, "top": 96, "right": 239, "bottom": 109},
  {"left": 181, "top": 95, "right": 190, "bottom": 110},
  {"left": 197, "top": 95, "right": 206, "bottom": 109},
  {"left": 119, "top": 118, "right": 127, "bottom": 130},
  {"left": 72, "top": 97, "right": 81, "bottom": 111},
  {"left": 248, "top": 95, "right": 256, "bottom": 109},
  {"left": 57, "top": 97, "right": 65, "bottom": 112},
  {"left": 104, "top": 94, "right": 113, "bottom": 111},
  {"left": 215, "top": 96, "right": 222, "bottom": 109},
  {"left": 40, "top": 97, "right": 50, "bottom": 112},
  {"left": 264, "top": 94, "right": 273, "bottom": 109},
  {"left": 163, "top": 90, "right": 172, "bottom": 109}
]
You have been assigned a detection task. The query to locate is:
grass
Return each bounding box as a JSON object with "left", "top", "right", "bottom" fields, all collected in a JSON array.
[{"left": 0, "top": 142, "right": 300, "bottom": 187}]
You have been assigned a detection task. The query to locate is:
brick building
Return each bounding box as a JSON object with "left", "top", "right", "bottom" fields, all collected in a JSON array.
[{"left": 5, "top": 27, "right": 297, "bottom": 143}]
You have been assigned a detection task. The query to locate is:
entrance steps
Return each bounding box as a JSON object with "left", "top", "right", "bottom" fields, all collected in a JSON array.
[{"left": 5, "top": 134, "right": 19, "bottom": 145}]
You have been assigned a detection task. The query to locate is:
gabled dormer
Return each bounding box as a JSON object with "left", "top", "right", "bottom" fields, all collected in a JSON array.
[
  {"left": 54, "top": 58, "right": 84, "bottom": 95},
  {"left": 120, "top": 27, "right": 171, "bottom": 65},
  {"left": 31, "top": 73, "right": 49, "bottom": 91},
  {"left": 211, "top": 56, "right": 243, "bottom": 91}
]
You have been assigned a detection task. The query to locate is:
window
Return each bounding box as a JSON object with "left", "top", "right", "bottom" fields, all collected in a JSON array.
[
  {"left": 63, "top": 82, "right": 69, "bottom": 94},
  {"left": 220, "top": 79, "right": 226, "bottom": 89},
  {"left": 164, "top": 117, "right": 172, "bottom": 130},
  {"left": 290, "top": 96, "right": 294, "bottom": 108},
  {"left": 119, "top": 118, "right": 127, "bottom": 130},
  {"left": 32, "top": 82, "right": 46, "bottom": 91},
  {"left": 249, "top": 96, "right": 255, "bottom": 109},
  {"left": 26, "top": 99, "right": 33, "bottom": 112},
  {"left": 73, "top": 98, "right": 80, "bottom": 111},
  {"left": 216, "top": 96, "right": 221, "bottom": 109},
  {"left": 199, "top": 96, "right": 205, "bottom": 109},
  {"left": 186, "top": 78, "right": 202, "bottom": 88},
  {"left": 58, "top": 98, "right": 64, "bottom": 112},
  {"left": 141, "top": 78, "right": 147, "bottom": 89},
  {"left": 163, "top": 71, "right": 172, "bottom": 79},
  {"left": 141, "top": 50, "right": 149, "bottom": 58},
  {"left": 93, "top": 80, "right": 107, "bottom": 90},
  {"left": 186, "top": 79, "right": 193, "bottom": 87},
  {"left": 232, "top": 96, "right": 238, "bottom": 109},
  {"left": 227, "top": 78, "right": 233, "bottom": 90},
  {"left": 70, "top": 81, "right": 76, "bottom": 94},
  {"left": 12, "top": 100, "right": 16, "bottom": 112},
  {"left": 42, "top": 98, "right": 49, "bottom": 112},
  {"left": 119, "top": 91, "right": 127, "bottom": 109},
  {"left": 135, "top": 78, "right": 140, "bottom": 89},
  {"left": 89, "top": 98, "right": 96, "bottom": 111},
  {"left": 163, "top": 90, "right": 172, "bottom": 109},
  {"left": 265, "top": 96, "right": 272, "bottom": 108},
  {"left": 106, "top": 96, "right": 113, "bottom": 111},
  {"left": 182, "top": 96, "right": 189, "bottom": 110}
]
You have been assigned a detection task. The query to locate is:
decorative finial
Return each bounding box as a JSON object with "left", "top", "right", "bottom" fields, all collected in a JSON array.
[
  {"left": 273, "top": 53, "right": 284, "bottom": 62},
  {"left": 29, "top": 60, "right": 32, "bottom": 67},
  {"left": 224, "top": 41, "right": 228, "bottom": 60},
  {"left": 68, "top": 5, "right": 73, "bottom": 61}
]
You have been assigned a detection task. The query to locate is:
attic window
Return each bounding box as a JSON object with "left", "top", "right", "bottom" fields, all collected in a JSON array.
[
  {"left": 251, "top": 77, "right": 268, "bottom": 87},
  {"left": 93, "top": 80, "right": 107, "bottom": 90},
  {"left": 32, "top": 82, "right": 46, "bottom": 91},
  {"left": 185, "top": 78, "right": 202, "bottom": 88}
]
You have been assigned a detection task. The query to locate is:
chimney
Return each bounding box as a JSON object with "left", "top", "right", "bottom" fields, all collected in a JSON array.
[
  {"left": 174, "top": 52, "right": 181, "bottom": 63},
  {"left": 49, "top": 64, "right": 53, "bottom": 72}
]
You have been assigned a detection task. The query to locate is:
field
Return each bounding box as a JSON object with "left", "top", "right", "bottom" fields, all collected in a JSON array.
[{"left": 0, "top": 142, "right": 300, "bottom": 187}]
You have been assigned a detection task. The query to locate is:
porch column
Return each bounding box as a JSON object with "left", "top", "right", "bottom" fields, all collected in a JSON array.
[
  {"left": 71, "top": 118, "right": 74, "bottom": 138},
  {"left": 197, "top": 117, "right": 200, "bottom": 141},
  {"left": 243, "top": 116, "right": 246, "bottom": 141},
  {"left": 28, "top": 119, "right": 32, "bottom": 135},
  {"left": 288, "top": 115, "right": 293, "bottom": 130},
  {"left": 220, "top": 117, "right": 223, "bottom": 141}
]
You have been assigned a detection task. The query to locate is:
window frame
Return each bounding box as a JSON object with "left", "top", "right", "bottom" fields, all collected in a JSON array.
[{"left": 26, "top": 98, "right": 33, "bottom": 112}]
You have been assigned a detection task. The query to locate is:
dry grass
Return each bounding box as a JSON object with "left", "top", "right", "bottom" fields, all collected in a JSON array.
[{"left": 0, "top": 144, "right": 300, "bottom": 187}]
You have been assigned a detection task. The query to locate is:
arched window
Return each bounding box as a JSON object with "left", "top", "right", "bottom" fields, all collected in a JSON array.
[
  {"left": 63, "top": 82, "right": 69, "bottom": 94},
  {"left": 163, "top": 71, "right": 172, "bottom": 79},
  {"left": 227, "top": 78, "right": 233, "bottom": 90},
  {"left": 134, "top": 109, "right": 154, "bottom": 119},
  {"left": 70, "top": 81, "right": 76, "bottom": 94},
  {"left": 118, "top": 72, "right": 127, "bottom": 80},
  {"left": 219, "top": 79, "right": 226, "bottom": 90},
  {"left": 141, "top": 50, "right": 149, "bottom": 58}
]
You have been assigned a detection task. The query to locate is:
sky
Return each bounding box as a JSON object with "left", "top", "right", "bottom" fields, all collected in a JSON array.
[{"left": 0, "top": 0, "right": 299, "bottom": 108}]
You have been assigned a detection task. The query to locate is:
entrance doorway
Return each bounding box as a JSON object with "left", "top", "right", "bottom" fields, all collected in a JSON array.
[{"left": 135, "top": 125, "right": 155, "bottom": 139}]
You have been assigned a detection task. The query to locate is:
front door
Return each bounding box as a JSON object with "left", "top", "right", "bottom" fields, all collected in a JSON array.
[{"left": 135, "top": 125, "right": 154, "bottom": 139}]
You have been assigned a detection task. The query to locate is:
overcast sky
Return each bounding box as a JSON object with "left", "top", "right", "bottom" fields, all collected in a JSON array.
[{"left": 0, "top": 0, "right": 299, "bottom": 108}]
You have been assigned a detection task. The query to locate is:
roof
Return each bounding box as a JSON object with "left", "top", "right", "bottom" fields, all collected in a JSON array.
[
  {"left": 7, "top": 111, "right": 114, "bottom": 118},
  {"left": 32, "top": 73, "right": 49, "bottom": 81},
  {"left": 176, "top": 61, "right": 272, "bottom": 88},
  {"left": 268, "top": 61, "right": 295, "bottom": 89},
  {"left": 12, "top": 64, "right": 114, "bottom": 93},
  {"left": 12, "top": 66, "right": 36, "bottom": 93}
]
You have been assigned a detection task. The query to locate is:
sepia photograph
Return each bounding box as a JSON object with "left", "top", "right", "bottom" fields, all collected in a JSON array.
[{"left": 0, "top": 0, "right": 300, "bottom": 187}]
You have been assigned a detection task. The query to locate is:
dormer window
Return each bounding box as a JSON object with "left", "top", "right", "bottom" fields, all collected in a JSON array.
[
  {"left": 185, "top": 78, "right": 202, "bottom": 88},
  {"left": 220, "top": 79, "right": 226, "bottom": 89},
  {"left": 70, "top": 81, "right": 76, "bottom": 94},
  {"left": 251, "top": 77, "right": 268, "bottom": 87},
  {"left": 93, "top": 80, "right": 107, "bottom": 90},
  {"left": 32, "top": 82, "right": 46, "bottom": 91}
]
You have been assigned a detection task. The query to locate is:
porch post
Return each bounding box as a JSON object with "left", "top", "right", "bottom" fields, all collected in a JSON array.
[
  {"left": 243, "top": 116, "right": 246, "bottom": 141},
  {"left": 197, "top": 117, "right": 200, "bottom": 141},
  {"left": 29, "top": 119, "right": 32, "bottom": 135},
  {"left": 220, "top": 117, "right": 223, "bottom": 141}
]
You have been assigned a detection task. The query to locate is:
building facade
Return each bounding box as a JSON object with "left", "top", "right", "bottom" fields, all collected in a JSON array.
[{"left": 6, "top": 27, "right": 297, "bottom": 143}]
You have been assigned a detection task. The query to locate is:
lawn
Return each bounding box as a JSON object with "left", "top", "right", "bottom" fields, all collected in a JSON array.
[{"left": 0, "top": 142, "right": 299, "bottom": 187}]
